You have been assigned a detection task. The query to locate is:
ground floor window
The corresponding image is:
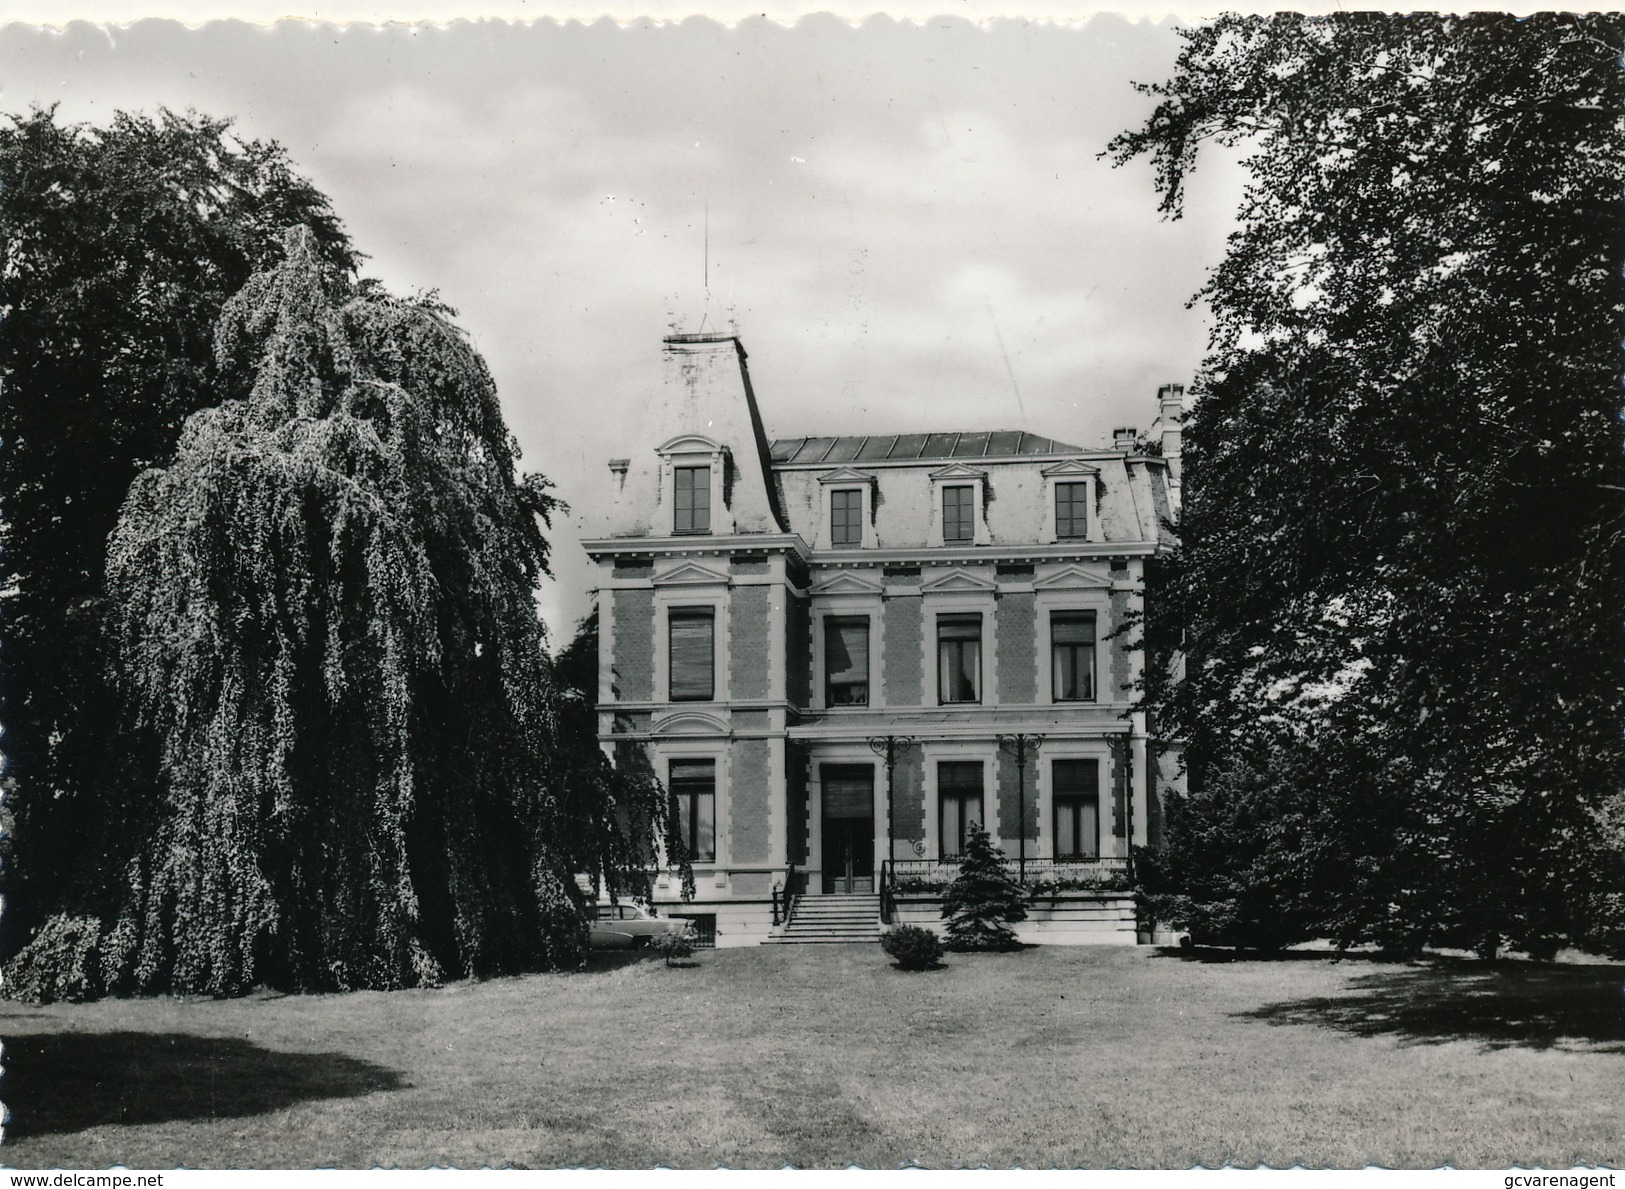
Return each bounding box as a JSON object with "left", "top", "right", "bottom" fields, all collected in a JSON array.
[
  {"left": 1052, "top": 758, "right": 1100, "bottom": 859},
  {"left": 938, "top": 760, "right": 984, "bottom": 858},
  {"left": 669, "top": 758, "right": 716, "bottom": 863}
]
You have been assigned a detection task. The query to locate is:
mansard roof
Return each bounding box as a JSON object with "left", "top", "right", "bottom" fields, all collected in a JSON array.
[{"left": 768, "top": 430, "right": 1082, "bottom": 466}]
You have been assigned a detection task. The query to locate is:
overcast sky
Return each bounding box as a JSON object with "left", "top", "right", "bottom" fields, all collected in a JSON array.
[{"left": 1, "top": 16, "right": 1242, "bottom": 638}]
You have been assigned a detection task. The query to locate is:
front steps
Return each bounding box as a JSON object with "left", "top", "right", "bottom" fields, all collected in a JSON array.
[{"left": 763, "top": 892, "right": 882, "bottom": 944}]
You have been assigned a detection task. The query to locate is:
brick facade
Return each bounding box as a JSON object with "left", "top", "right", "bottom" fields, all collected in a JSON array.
[
  {"left": 729, "top": 585, "right": 771, "bottom": 701},
  {"left": 882, "top": 595, "right": 922, "bottom": 706},
  {"left": 611, "top": 588, "right": 653, "bottom": 702}
]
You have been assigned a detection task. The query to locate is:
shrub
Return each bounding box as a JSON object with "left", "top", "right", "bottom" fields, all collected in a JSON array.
[
  {"left": 880, "top": 925, "right": 943, "bottom": 970},
  {"left": 941, "top": 823, "right": 1028, "bottom": 951},
  {"left": 649, "top": 927, "right": 697, "bottom": 967}
]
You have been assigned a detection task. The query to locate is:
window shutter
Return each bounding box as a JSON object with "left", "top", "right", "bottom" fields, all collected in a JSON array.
[
  {"left": 1053, "top": 758, "right": 1098, "bottom": 798},
  {"left": 826, "top": 618, "right": 868, "bottom": 683},
  {"left": 939, "top": 761, "right": 983, "bottom": 794},
  {"left": 1052, "top": 612, "right": 1096, "bottom": 646},
  {"left": 670, "top": 758, "right": 715, "bottom": 785},
  {"left": 821, "top": 768, "right": 873, "bottom": 820},
  {"left": 669, "top": 609, "right": 715, "bottom": 700}
]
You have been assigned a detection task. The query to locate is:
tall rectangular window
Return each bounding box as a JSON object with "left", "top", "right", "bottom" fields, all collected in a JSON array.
[
  {"left": 1056, "top": 482, "right": 1088, "bottom": 539},
  {"left": 825, "top": 616, "right": 870, "bottom": 706},
  {"left": 1052, "top": 759, "right": 1100, "bottom": 859},
  {"left": 830, "top": 488, "right": 863, "bottom": 547},
  {"left": 937, "top": 614, "right": 982, "bottom": 704},
  {"left": 1051, "top": 611, "right": 1096, "bottom": 702},
  {"left": 938, "top": 761, "right": 984, "bottom": 858},
  {"left": 669, "top": 758, "right": 717, "bottom": 863},
  {"left": 942, "top": 485, "right": 974, "bottom": 543},
  {"left": 668, "top": 607, "right": 715, "bottom": 701},
  {"left": 674, "top": 465, "right": 710, "bottom": 533}
]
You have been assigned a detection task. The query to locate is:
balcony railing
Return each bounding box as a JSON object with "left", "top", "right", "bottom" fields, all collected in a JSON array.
[{"left": 886, "top": 855, "right": 1132, "bottom": 896}]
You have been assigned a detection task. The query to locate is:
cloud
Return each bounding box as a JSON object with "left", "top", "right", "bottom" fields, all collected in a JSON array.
[{"left": 0, "top": 15, "right": 1238, "bottom": 639}]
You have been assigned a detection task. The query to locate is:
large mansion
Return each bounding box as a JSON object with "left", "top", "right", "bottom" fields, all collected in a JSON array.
[{"left": 581, "top": 333, "right": 1184, "bottom": 946}]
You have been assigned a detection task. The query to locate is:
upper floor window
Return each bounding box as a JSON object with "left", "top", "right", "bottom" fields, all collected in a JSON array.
[
  {"left": 825, "top": 616, "right": 870, "bottom": 706},
  {"left": 1051, "top": 611, "right": 1096, "bottom": 702},
  {"left": 942, "top": 485, "right": 975, "bottom": 544},
  {"left": 937, "top": 614, "right": 982, "bottom": 704},
  {"left": 831, "top": 488, "right": 863, "bottom": 548},
  {"left": 1056, "top": 482, "right": 1088, "bottom": 540},
  {"left": 1052, "top": 758, "right": 1099, "bottom": 859},
  {"left": 938, "top": 761, "right": 984, "bottom": 858},
  {"left": 669, "top": 758, "right": 717, "bottom": 862},
  {"left": 674, "top": 466, "right": 711, "bottom": 534},
  {"left": 669, "top": 607, "right": 715, "bottom": 701}
]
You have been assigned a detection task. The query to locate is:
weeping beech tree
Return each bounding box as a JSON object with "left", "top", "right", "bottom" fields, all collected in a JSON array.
[{"left": 7, "top": 226, "right": 586, "bottom": 1000}]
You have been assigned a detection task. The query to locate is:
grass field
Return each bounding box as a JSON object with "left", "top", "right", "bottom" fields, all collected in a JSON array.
[{"left": 2, "top": 944, "right": 1621, "bottom": 1169}]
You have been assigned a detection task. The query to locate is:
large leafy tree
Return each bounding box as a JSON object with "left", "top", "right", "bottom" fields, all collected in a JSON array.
[
  {"left": 1110, "top": 14, "right": 1625, "bottom": 957},
  {"left": 0, "top": 108, "right": 356, "bottom": 954},
  {"left": 8, "top": 227, "right": 583, "bottom": 1000},
  {"left": 551, "top": 608, "right": 694, "bottom": 905}
]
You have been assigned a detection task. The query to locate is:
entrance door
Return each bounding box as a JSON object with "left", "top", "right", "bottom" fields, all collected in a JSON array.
[{"left": 821, "top": 765, "right": 875, "bottom": 894}]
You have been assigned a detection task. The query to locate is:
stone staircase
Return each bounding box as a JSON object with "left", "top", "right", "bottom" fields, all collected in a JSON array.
[{"left": 763, "top": 892, "right": 882, "bottom": 944}]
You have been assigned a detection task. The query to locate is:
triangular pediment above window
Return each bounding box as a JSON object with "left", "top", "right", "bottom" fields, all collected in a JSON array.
[
  {"left": 1033, "top": 564, "right": 1115, "bottom": 591},
  {"left": 1040, "top": 459, "right": 1101, "bottom": 478},
  {"left": 816, "top": 465, "right": 877, "bottom": 486},
  {"left": 650, "top": 709, "right": 730, "bottom": 736},
  {"left": 811, "top": 570, "right": 885, "bottom": 596},
  {"left": 657, "top": 433, "right": 724, "bottom": 456},
  {"left": 653, "top": 560, "right": 730, "bottom": 586},
  {"left": 928, "top": 462, "right": 988, "bottom": 481},
  {"left": 920, "top": 568, "right": 998, "bottom": 594}
]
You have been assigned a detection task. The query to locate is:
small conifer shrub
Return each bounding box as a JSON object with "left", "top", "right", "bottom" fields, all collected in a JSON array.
[
  {"left": 941, "top": 823, "right": 1028, "bottom": 951},
  {"left": 880, "top": 925, "right": 944, "bottom": 970}
]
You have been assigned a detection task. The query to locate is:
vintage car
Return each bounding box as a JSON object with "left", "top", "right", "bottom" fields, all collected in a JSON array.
[{"left": 587, "top": 902, "right": 692, "bottom": 949}]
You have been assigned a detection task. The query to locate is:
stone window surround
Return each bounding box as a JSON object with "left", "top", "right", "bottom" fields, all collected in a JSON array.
[
  {"left": 656, "top": 433, "right": 731, "bottom": 537},
  {"left": 805, "top": 746, "right": 884, "bottom": 883},
  {"left": 920, "top": 741, "right": 997, "bottom": 861},
  {"left": 927, "top": 464, "right": 991, "bottom": 548},
  {"left": 810, "top": 590, "right": 886, "bottom": 712},
  {"left": 1036, "top": 741, "right": 1114, "bottom": 861},
  {"left": 1033, "top": 587, "right": 1113, "bottom": 707},
  {"left": 1039, "top": 460, "right": 1102, "bottom": 544},
  {"left": 921, "top": 590, "right": 999, "bottom": 709},
  {"left": 652, "top": 584, "right": 730, "bottom": 707},
  {"left": 650, "top": 738, "right": 732, "bottom": 884},
  {"left": 815, "top": 466, "right": 878, "bottom": 550}
]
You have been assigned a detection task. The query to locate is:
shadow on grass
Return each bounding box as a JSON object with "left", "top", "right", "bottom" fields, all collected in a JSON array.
[
  {"left": 1155, "top": 944, "right": 1401, "bottom": 964},
  {"left": 1234, "top": 959, "right": 1625, "bottom": 1052},
  {"left": 2, "top": 1030, "right": 405, "bottom": 1138}
]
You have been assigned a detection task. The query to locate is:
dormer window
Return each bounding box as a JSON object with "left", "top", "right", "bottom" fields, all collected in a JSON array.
[
  {"left": 656, "top": 434, "right": 729, "bottom": 537},
  {"left": 674, "top": 466, "right": 711, "bottom": 533},
  {"left": 927, "top": 464, "right": 990, "bottom": 547},
  {"left": 1040, "top": 460, "right": 1100, "bottom": 544},
  {"left": 816, "top": 466, "right": 877, "bottom": 549}
]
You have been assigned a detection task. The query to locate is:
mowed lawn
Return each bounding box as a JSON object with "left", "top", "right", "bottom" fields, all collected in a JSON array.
[{"left": 2, "top": 944, "right": 1621, "bottom": 1169}]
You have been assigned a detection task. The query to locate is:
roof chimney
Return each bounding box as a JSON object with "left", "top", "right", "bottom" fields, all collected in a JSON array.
[
  {"left": 1112, "top": 426, "right": 1138, "bottom": 452},
  {"left": 1157, "top": 383, "right": 1185, "bottom": 485}
]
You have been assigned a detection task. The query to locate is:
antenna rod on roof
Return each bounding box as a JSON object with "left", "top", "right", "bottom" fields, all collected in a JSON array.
[{"left": 704, "top": 199, "right": 709, "bottom": 293}]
